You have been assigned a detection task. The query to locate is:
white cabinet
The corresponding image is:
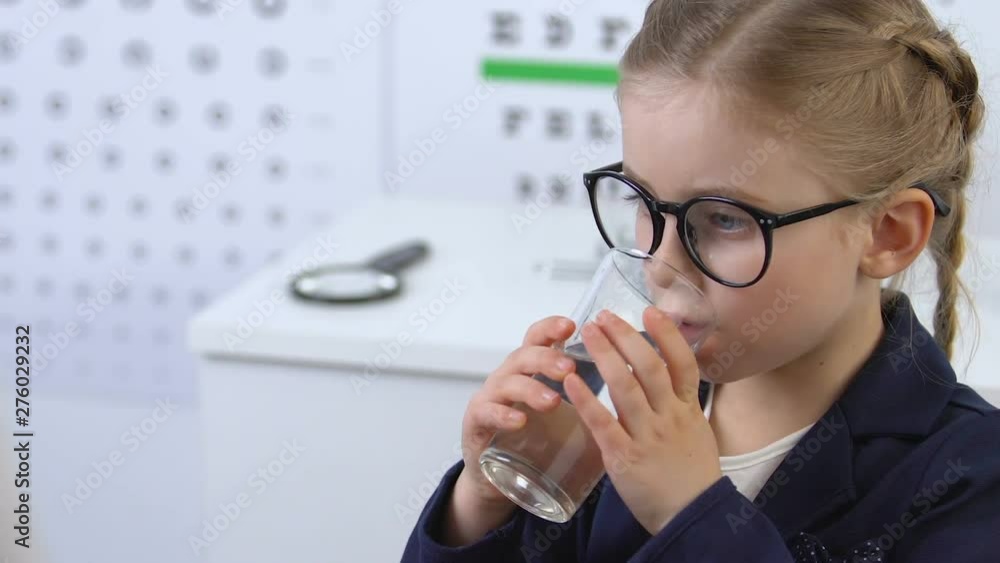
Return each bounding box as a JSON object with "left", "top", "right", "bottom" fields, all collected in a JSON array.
[{"left": 187, "top": 196, "right": 601, "bottom": 562}]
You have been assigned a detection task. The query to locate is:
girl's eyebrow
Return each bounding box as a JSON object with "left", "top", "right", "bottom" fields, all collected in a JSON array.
[{"left": 622, "top": 163, "right": 774, "bottom": 208}]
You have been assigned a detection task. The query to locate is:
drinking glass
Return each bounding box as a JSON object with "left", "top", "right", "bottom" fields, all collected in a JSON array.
[{"left": 478, "top": 248, "right": 717, "bottom": 523}]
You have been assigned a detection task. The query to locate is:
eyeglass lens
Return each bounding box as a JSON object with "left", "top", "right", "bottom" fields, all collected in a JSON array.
[{"left": 592, "top": 175, "right": 767, "bottom": 285}]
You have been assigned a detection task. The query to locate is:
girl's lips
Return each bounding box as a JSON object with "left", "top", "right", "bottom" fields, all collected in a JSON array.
[{"left": 675, "top": 320, "right": 712, "bottom": 346}]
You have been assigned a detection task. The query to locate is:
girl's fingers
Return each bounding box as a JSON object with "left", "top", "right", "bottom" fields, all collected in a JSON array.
[
  {"left": 496, "top": 346, "right": 576, "bottom": 383},
  {"left": 522, "top": 316, "right": 576, "bottom": 347},
  {"left": 643, "top": 306, "right": 701, "bottom": 405},
  {"left": 493, "top": 375, "right": 562, "bottom": 412},
  {"left": 564, "top": 372, "right": 631, "bottom": 456},
  {"left": 466, "top": 402, "right": 527, "bottom": 449},
  {"left": 473, "top": 402, "right": 526, "bottom": 430},
  {"left": 580, "top": 322, "right": 651, "bottom": 435},
  {"left": 596, "top": 310, "right": 676, "bottom": 413}
]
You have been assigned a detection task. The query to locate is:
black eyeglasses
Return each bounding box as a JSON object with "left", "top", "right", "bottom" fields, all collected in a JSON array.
[{"left": 584, "top": 161, "right": 951, "bottom": 288}]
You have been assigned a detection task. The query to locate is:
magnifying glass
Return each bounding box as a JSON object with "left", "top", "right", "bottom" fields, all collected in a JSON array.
[{"left": 289, "top": 241, "right": 430, "bottom": 304}]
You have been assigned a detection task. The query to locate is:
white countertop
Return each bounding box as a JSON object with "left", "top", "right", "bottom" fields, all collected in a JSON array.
[{"left": 187, "top": 195, "right": 605, "bottom": 378}]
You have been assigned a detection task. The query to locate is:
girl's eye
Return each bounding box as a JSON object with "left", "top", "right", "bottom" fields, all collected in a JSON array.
[
  {"left": 709, "top": 212, "right": 745, "bottom": 231},
  {"left": 696, "top": 204, "right": 753, "bottom": 234},
  {"left": 623, "top": 193, "right": 651, "bottom": 214}
]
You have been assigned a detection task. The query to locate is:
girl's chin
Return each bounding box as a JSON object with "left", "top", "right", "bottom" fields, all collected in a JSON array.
[
  {"left": 693, "top": 332, "right": 751, "bottom": 384},
  {"left": 698, "top": 370, "right": 747, "bottom": 385}
]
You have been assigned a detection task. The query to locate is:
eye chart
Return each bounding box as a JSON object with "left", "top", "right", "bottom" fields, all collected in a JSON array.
[
  {"left": 385, "top": 0, "right": 996, "bottom": 234},
  {"left": 0, "top": 0, "right": 383, "bottom": 400},
  {"left": 385, "top": 1, "right": 651, "bottom": 208}
]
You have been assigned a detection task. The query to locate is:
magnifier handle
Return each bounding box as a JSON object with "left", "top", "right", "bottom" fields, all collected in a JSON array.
[{"left": 367, "top": 241, "right": 430, "bottom": 273}]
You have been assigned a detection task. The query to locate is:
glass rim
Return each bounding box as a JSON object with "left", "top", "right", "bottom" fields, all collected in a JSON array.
[{"left": 607, "top": 247, "right": 719, "bottom": 332}]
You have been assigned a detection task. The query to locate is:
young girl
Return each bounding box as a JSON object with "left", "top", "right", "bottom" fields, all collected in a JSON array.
[{"left": 403, "top": 0, "right": 999, "bottom": 561}]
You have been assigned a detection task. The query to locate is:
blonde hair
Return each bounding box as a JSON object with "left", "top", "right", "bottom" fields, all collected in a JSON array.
[{"left": 620, "top": 0, "right": 986, "bottom": 359}]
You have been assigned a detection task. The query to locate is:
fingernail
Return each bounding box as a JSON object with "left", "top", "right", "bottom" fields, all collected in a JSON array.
[
  {"left": 557, "top": 357, "right": 573, "bottom": 373},
  {"left": 507, "top": 411, "right": 525, "bottom": 423},
  {"left": 596, "top": 310, "right": 610, "bottom": 324},
  {"left": 542, "top": 390, "right": 558, "bottom": 402}
]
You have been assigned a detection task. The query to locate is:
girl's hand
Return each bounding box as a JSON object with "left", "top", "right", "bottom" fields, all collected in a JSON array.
[
  {"left": 454, "top": 315, "right": 578, "bottom": 507},
  {"left": 563, "top": 307, "right": 722, "bottom": 535}
]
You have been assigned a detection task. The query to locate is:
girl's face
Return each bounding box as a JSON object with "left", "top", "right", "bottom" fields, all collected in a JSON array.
[{"left": 620, "top": 83, "right": 868, "bottom": 383}]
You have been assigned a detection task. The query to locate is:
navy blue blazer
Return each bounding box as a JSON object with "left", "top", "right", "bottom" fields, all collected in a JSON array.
[{"left": 402, "top": 292, "right": 1000, "bottom": 562}]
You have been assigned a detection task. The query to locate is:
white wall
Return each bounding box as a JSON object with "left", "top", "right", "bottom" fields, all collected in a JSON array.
[{"left": 1, "top": 0, "right": 997, "bottom": 401}]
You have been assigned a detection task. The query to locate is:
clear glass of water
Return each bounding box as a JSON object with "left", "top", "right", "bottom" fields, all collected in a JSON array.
[{"left": 479, "top": 248, "right": 717, "bottom": 523}]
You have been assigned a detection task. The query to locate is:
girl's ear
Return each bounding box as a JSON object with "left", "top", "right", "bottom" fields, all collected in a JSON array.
[{"left": 859, "top": 188, "right": 937, "bottom": 280}]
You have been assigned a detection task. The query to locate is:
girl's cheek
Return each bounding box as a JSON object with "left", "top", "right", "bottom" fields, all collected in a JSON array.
[
  {"left": 695, "top": 283, "right": 800, "bottom": 379},
  {"left": 705, "top": 287, "right": 764, "bottom": 333},
  {"left": 695, "top": 290, "right": 751, "bottom": 370}
]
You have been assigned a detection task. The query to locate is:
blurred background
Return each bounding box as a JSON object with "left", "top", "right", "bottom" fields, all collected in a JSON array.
[{"left": 0, "top": 0, "right": 997, "bottom": 562}]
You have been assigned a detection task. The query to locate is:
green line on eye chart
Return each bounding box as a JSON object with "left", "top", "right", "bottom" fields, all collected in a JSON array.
[{"left": 481, "top": 58, "right": 620, "bottom": 87}]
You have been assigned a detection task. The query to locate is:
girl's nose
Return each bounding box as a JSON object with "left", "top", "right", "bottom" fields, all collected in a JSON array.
[{"left": 649, "top": 217, "right": 702, "bottom": 287}]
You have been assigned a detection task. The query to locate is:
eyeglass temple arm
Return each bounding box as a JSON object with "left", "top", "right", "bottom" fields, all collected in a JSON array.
[
  {"left": 582, "top": 162, "right": 624, "bottom": 186},
  {"left": 774, "top": 185, "right": 950, "bottom": 229},
  {"left": 915, "top": 183, "right": 952, "bottom": 218},
  {"left": 588, "top": 162, "right": 951, "bottom": 218},
  {"left": 772, "top": 200, "right": 861, "bottom": 229},
  {"left": 596, "top": 161, "right": 624, "bottom": 173}
]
